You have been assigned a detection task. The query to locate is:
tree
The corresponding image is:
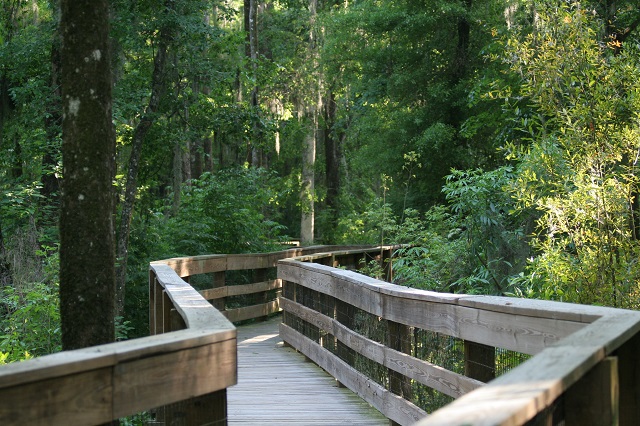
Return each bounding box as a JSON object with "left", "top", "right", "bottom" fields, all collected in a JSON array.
[
  {"left": 114, "top": 0, "right": 175, "bottom": 317},
  {"left": 59, "top": 0, "right": 116, "bottom": 349},
  {"left": 505, "top": 2, "right": 640, "bottom": 308}
]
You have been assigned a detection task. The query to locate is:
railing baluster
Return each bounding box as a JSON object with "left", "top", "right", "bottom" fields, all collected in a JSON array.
[{"left": 463, "top": 341, "right": 495, "bottom": 383}]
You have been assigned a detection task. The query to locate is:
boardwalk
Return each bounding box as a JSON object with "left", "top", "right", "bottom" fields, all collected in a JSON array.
[{"left": 228, "top": 315, "right": 388, "bottom": 425}]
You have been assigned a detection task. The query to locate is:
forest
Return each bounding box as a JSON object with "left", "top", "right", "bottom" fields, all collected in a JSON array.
[{"left": 1, "top": 0, "right": 640, "bottom": 363}]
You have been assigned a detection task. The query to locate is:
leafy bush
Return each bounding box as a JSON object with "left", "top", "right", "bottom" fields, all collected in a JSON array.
[
  {"left": 0, "top": 282, "right": 61, "bottom": 363},
  {"left": 158, "top": 167, "right": 288, "bottom": 255}
]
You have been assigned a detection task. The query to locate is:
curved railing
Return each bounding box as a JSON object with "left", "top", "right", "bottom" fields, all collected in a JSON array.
[
  {"left": 2, "top": 244, "right": 639, "bottom": 425},
  {"left": 0, "top": 263, "right": 236, "bottom": 425},
  {"left": 279, "top": 249, "right": 640, "bottom": 425}
]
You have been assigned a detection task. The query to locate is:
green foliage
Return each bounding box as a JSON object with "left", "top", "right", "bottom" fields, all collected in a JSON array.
[
  {"left": 503, "top": 2, "right": 640, "bottom": 308},
  {"left": 0, "top": 282, "right": 61, "bottom": 364},
  {"left": 159, "top": 167, "right": 288, "bottom": 255}
]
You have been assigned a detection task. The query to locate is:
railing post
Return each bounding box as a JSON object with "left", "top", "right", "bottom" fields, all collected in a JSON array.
[
  {"left": 464, "top": 341, "right": 495, "bottom": 383},
  {"left": 212, "top": 271, "right": 226, "bottom": 311},
  {"left": 382, "top": 247, "right": 393, "bottom": 282},
  {"left": 254, "top": 267, "right": 268, "bottom": 321},
  {"left": 335, "top": 298, "right": 355, "bottom": 386},
  {"left": 563, "top": 356, "right": 619, "bottom": 426},
  {"left": 615, "top": 331, "right": 640, "bottom": 425},
  {"left": 388, "top": 320, "right": 412, "bottom": 426}
]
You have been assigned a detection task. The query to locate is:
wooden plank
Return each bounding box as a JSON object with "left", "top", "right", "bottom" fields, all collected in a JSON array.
[
  {"left": 200, "top": 279, "right": 282, "bottom": 300},
  {"left": 113, "top": 337, "right": 237, "bottom": 418},
  {"left": 281, "top": 262, "right": 585, "bottom": 355},
  {"left": 0, "top": 368, "right": 113, "bottom": 426},
  {"left": 223, "top": 300, "right": 281, "bottom": 323},
  {"left": 564, "top": 356, "right": 618, "bottom": 426},
  {"left": 280, "top": 297, "right": 482, "bottom": 398},
  {"left": 415, "top": 313, "right": 640, "bottom": 426},
  {"left": 228, "top": 317, "right": 388, "bottom": 425}
]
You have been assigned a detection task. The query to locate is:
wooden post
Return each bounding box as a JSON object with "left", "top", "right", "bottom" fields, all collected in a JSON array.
[
  {"left": 382, "top": 247, "right": 393, "bottom": 282},
  {"left": 615, "top": 331, "right": 640, "bottom": 426},
  {"left": 162, "top": 290, "right": 172, "bottom": 334},
  {"left": 335, "top": 298, "right": 355, "bottom": 387},
  {"left": 212, "top": 271, "right": 226, "bottom": 311},
  {"left": 464, "top": 341, "right": 495, "bottom": 383},
  {"left": 254, "top": 268, "right": 268, "bottom": 321},
  {"left": 564, "top": 356, "right": 619, "bottom": 426},
  {"left": 388, "top": 320, "right": 412, "bottom": 426},
  {"left": 149, "top": 271, "right": 157, "bottom": 335}
]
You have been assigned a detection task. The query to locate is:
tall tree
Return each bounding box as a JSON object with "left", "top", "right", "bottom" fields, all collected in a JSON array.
[
  {"left": 59, "top": 0, "right": 116, "bottom": 349},
  {"left": 115, "top": 0, "right": 175, "bottom": 316}
]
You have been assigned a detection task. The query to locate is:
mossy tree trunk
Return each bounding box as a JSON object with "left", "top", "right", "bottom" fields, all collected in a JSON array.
[{"left": 59, "top": 0, "right": 116, "bottom": 350}]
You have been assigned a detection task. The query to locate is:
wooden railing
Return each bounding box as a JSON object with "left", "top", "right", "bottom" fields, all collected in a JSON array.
[
  {"left": 279, "top": 247, "right": 640, "bottom": 426},
  {"left": 3, "top": 244, "right": 639, "bottom": 425},
  {"left": 0, "top": 244, "right": 375, "bottom": 425},
  {"left": 0, "top": 262, "right": 236, "bottom": 425}
]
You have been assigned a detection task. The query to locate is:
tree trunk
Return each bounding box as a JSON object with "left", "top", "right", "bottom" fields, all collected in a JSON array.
[
  {"left": 323, "top": 91, "right": 341, "bottom": 243},
  {"left": 42, "top": 22, "right": 61, "bottom": 201},
  {"left": 59, "top": 0, "right": 116, "bottom": 350},
  {"left": 300, "top": 123, "right": 315, "bottom": 245},
  {"left": 0, "top": 223, "right": 11, "bottom": 287},
  {"left": 248, "top": 0, "right": 260, "bottom": 166},
  {"left": 172, "top": 138, "right": 182, "bottom": 217},
  {"left": 115, "top": 2, "right": 174, "bottom": 317}
]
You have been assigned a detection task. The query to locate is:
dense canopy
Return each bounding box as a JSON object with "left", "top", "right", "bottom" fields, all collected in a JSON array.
[{"left": 1, "top": 0, "right": 640, "bottom": 361}]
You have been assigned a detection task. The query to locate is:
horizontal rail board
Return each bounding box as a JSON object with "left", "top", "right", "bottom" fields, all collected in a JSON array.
[
  {"left": 200, "top": 279, "right": 282, "bottom": 300},
  {"left": 280, "top": 297, "right": 483, "bottom": 398},
  {"left": 279, "top": 323, "right": 427, "bottom": 425},
  {"left": 0, "top": 332, "right": 236, "bottom": 425},
  {"left": 223, "top": 299, "right": 281, "bottom": 323},
  {"left": 278, "top": 261, "right": 585, "bottom": 355}
]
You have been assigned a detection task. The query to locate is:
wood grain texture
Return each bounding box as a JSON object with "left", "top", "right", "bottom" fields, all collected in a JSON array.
[
  {"left": 223, "top": 300, "right": 281, "bottom": 323},
  {"left": 200, "top": 279, "right": 282, "bottom": 300},
  {"left": 280, "top": 322, "right": 427, "bottom": 426},
  {"left": 278, "top": 262, "right": 586, "bottom": 355},
  {"left": 228, "top": 316, "right": 388, "bottom": 425},
  {"left": 280, "top": 297, "right": 483, "bottom": 398}
]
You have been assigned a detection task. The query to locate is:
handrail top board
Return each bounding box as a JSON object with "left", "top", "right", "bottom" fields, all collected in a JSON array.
[
  {"left": 278, "top": 246, "right": 640, "bottom": 426},
  {"left": 151, "top": 244, "right": 400, "bottom": 277},
  {"left": 0, "top": 327, "right": 235, "bottom": 390},
  {"left": 278, "top": 258, "right": 634, "bottom": 325}
]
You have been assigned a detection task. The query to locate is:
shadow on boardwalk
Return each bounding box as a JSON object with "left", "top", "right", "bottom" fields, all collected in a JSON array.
[{"left": 228, "top": 315, "right": 388, "bottom": 425}]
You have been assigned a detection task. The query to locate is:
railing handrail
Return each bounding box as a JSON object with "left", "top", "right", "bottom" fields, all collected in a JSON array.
[
  {"left": 278, "top": 250, "right": 640, "bottom": 425},
  {"left": 4, "top": 244, "right": 638, "bottom": 425},
  {"left": 0, "top": 262, "right": 236, "bottom": 425}
]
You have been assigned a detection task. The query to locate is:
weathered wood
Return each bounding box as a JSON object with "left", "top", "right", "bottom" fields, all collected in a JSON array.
[
  {"left": 223, "top": 300, "right": 280, "bottom": 323},
  {"left": 279, "top": 261, "right": 585, "bottom": 355},
  {"left": 280, "top": 322, "right": 427, "bottom": 426},
  {"left": 415, "top": 313, "right": 640, "bottom": 426},
  {"left": 200, "top": 279, "right": 282, "bottom": 300},
  {"left": 113, "top": 339, "right": 236, "bottom": 418},
  {"left": 229, "top": 317, "right": 388, "bottom": 425},
  {"left": 0, "top": 329, "right": 236, "bottom": 426},
  {"left": 564, "top": 356, "right": 618, "bottom": 426},
  {"left": 615, "top": 329, "right": 640, "bottom": 426},
  {"left": 464, "top": 341, "right": 495, "bottom": 383},
  {"left": 211, "top": 270, "right": 226, "bottom": 310},
  {"left": 0, "top": 368, "right": 112, "bottom": 426},
  {"left": 280, "top": 297, "right": 482, "bottom": 398}
]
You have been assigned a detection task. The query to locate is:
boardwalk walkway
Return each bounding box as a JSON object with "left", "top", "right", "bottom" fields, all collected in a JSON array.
[{"left": 227, "top": 315, "right": 388, "bottom": 425}]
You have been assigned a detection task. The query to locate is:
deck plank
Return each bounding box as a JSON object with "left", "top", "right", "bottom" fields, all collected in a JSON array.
[{"left": 228, "top": 316, "right": 388, "bottom": 425}]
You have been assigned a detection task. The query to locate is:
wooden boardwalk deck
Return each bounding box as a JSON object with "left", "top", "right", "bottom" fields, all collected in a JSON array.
[{"left": 227, "top": 315, "right": 388, "bottom": 425}]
